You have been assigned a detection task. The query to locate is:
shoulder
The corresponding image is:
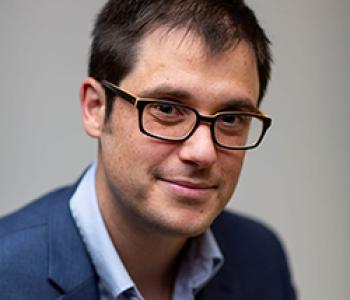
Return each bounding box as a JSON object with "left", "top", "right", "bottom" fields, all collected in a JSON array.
[
  {"left": 0, "top": 185, "right": 75, "bottom": 276},
  {"left": 202, "top": 211, "right": 297, "bottom": 299},
  {"left": 0, "top": 185, "right": 75, "bottom": 237},
  {"left": 0, "top": 178, "right": 99, "bottom": 299},
  {"left": 212, "top": 210, "right": 289, "bottom": 267}
]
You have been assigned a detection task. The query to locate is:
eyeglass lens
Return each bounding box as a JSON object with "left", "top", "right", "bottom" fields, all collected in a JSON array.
[{"left": 141, "top": 101, "right": 264, "bottom": 148}]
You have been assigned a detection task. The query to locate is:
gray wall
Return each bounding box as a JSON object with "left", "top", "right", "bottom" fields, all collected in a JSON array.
[{"left": 1, "top": 1, "right": 349, "bottom": 299}]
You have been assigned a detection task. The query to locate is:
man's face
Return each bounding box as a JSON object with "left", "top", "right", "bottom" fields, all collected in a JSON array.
[{"left": 97, "top": 27, "right": 259, "bottom": 237}]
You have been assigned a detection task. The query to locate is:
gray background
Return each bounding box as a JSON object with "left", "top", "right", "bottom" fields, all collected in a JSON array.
[{"left": 1, "top": 1, "right": 349, "bottom": 299}]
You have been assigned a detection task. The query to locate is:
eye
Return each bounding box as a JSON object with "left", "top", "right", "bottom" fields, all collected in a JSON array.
[
  {"left": 220, "top": 114, "right": 238, "bottom": 125},
  {"left": 153, "top": 103, "right": 176, "bottom": 115},
  {"left": 216, "top": 114, "right": 250, "bottom": 132},
  {"left": 145, "top": 102, "right": 190, "bottom": 123}
]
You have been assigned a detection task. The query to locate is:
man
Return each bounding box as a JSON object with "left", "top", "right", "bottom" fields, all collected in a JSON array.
[{"left": 0, "top": 0, "right": 296, "bottom": 299}]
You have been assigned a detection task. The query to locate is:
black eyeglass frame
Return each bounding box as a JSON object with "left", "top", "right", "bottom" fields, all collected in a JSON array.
[{"left": 101, "top": 80, "right": 272, "bottom": 150}]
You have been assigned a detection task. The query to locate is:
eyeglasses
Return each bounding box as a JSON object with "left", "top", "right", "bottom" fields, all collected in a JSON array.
[{"left": 101, "top": 80, "right": 271, "bottom": 150}]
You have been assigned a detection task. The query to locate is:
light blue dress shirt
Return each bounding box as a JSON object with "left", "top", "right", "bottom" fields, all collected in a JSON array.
[{"left": 70, "top": 163, "right": 223, "bottom": 300}]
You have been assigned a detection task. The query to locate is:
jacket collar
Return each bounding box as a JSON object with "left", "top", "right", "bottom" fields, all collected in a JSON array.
[
  {"left": 46, "top": 183, "right": 98, "bottom": 298},
  {"left": 196, "top": 213, "right": 244, "bottom": 300},
  {"left": 44, "top": 175, "right": 240, "bottom": 299},
  {"left": 196, "top": 263, "right": 243, "bottom": 300}
]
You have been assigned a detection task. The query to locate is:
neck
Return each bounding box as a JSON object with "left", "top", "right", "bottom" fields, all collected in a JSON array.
[{"left": 111, "top": 227, "right": 187, "bottom": 299}]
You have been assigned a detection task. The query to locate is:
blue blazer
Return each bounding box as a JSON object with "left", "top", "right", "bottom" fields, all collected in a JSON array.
[{"left": 0, "top": 181, "right": 296, "bottom": 299}]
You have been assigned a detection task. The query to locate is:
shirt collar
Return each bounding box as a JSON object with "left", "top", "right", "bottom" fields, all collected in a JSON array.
[
  {"left": 69, "top": 163, "right": 224, "bottom": 299},
  {"left": 174, "top": 230, "right": 224, "bottom": 297},
  {"left": 70, "top": 162, "right": 135, "bottom": 298}
]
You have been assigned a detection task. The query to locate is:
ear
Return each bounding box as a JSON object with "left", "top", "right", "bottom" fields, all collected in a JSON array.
[{"left": 80, "top": 77, "right": 106, "bottom": 138}]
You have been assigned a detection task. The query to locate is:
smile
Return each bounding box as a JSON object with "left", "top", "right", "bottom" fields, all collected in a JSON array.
[{"left": 159, "top": 178, "right": 217, "bottom": 200}]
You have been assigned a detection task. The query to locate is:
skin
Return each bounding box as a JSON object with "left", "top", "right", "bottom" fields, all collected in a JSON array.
[{"left": 80, "top": 27, "right": 259, "bottom": 299}]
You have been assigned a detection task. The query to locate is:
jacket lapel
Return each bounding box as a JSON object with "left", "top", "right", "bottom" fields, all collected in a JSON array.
[
  {"left": 55, "top": 277, "right": 98, "bottom": 300},
  {"left": 196, "top": 213, "right": 246, "bottom": 300},
  {"left": 196, "top": 263, "right": 244, "bottom": 300},
  {"left": 46, "top": 185, "right": 99, "bottom": 299}
]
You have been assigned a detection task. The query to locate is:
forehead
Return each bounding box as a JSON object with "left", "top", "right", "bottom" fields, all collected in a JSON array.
[{"left": 120, "top": 27, "right": 260, "bottom": 111}]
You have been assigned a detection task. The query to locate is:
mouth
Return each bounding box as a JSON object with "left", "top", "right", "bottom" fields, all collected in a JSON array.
[{"left": 158, "top": 178, "right": 218, "bottom": 200}]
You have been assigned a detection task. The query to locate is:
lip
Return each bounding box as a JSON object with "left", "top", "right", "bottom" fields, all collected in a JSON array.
[{"left": 159, "top": 178, "right": 217, "bottom": 200}]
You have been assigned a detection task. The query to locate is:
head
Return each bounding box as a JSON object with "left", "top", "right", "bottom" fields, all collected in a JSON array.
[
  {"left": 88, "top": 0, "right": 271, "bottom": 123},
  {"left": 80, "top": 0, "right": 271, "bottom": 239}
]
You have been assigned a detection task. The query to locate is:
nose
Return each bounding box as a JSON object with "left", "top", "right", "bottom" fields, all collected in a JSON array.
[{"left": 178, "top": 123, "right": 217, "bottom": 169}]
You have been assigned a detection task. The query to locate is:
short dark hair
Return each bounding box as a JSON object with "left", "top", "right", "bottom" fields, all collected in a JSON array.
[{"left": 89, "top": 0, "right": 272, "bottom": 122}]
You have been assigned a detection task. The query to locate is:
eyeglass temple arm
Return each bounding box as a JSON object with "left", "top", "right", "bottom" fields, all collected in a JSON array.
[{"left": 101, "top": 80, "right": 136, "bottom": 105}]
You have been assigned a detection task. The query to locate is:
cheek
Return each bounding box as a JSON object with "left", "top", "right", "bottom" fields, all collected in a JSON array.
[
  {"left": 100, "top": 105, "right": 143, "bottom": 179},
  {"left": 104, "top": 103, "right": 145, "bottom": 160},
  {"left": 219, "top": 151, "right": 246, "bottom": 195},
  {"left": 102, "top": 108, "right": 174, "bottom": 180}
]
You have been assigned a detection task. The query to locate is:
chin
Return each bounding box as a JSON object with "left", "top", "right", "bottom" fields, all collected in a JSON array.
[{"left": 155, "top": 209, "right": 218, "bottom": 238}]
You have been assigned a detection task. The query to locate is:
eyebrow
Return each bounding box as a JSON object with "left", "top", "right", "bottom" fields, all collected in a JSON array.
[
  {"left": 139, "top": 86, "right": 193, "bottom": 102},
  {"left": 218, "top": 100, "right": 260, "bottom": 113},
  {"left": 139, "top": 85, "right": 259, "bottom": 113}
]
